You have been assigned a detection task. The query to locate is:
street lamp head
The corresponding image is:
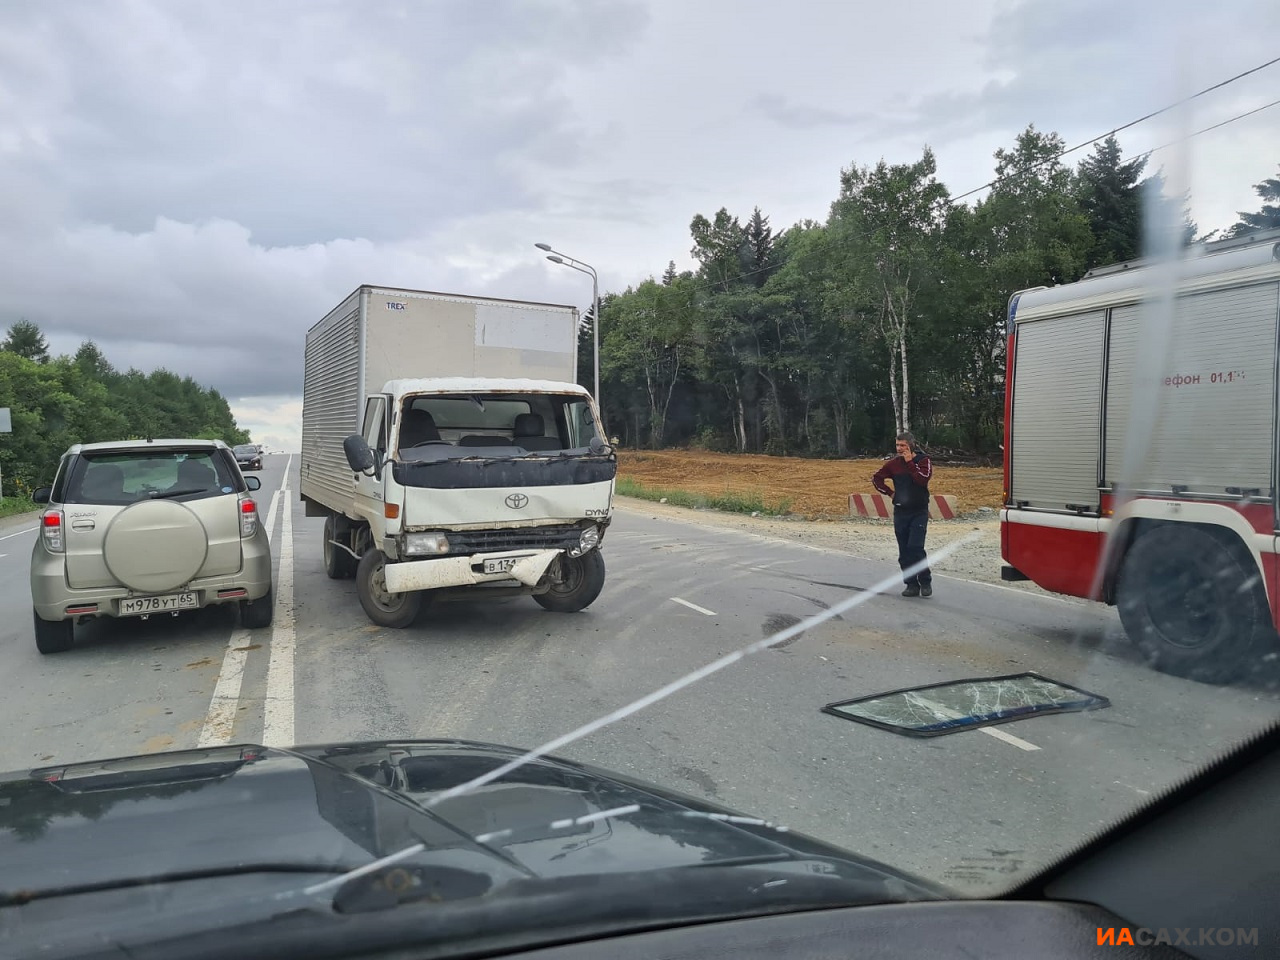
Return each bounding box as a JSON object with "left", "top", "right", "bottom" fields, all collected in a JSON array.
[
  {"left": 534, "top": 242, "right": 552, "bottom": 251},
  {"left": 547, "top": 255, "right": 564, "bottom": 264}
]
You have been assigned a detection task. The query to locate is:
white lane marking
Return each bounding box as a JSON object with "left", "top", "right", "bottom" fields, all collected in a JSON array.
[
  {"left": 912, "top": 695, "right": 1041, "bottom": 752},
  {"left": 262, "top": 456, "right": 296, "bottom": 748},
  {"left": 671, "top": 596, "right": 716, "bottom": 616},
  {"left": 197, "top": 632, "right": 251, "bottom": 747},
  {"left": 197, "top": 475, "right": 286, "bottom": 748},
  {"left": 0, "top": 526, "right": 37, "bottom": 541},
  {"left": 1114, "top": 780, "right": 1151, "bottom": 796},
  {"left": 979, "top": 726, "right": 1041, "bottom": 751}
]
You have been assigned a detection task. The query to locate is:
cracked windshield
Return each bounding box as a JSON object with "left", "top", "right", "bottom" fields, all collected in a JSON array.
[{"left": 1, "top": 0, "right": 1279, "bottom": 953}]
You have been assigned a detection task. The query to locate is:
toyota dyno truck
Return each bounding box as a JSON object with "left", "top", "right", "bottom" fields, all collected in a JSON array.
[
  {"left": 300, "top": 285, "right": 616, "bottom": 627},
  {"left": 1001, "top": 229, "right": 1280, "bottom": 682}
]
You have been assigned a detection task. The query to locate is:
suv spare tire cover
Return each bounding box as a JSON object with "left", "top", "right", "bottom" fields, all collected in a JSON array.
[{"left": 103, "top": 500, "right": 210, "bottom": 594}]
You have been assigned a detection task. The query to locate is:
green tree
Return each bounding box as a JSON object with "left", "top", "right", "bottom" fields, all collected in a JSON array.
[
  {"left": 830, "top": 147, "right": 949, "bottom": 434},
  {"left": 744, "top": 207, "right": 778, "bottom": 285},
  {"left": 1076, "top": 136, "right": 1147, "bottom": 269},
  {"left": 1138, "top": 170, "right": 1199, "bottom": 250},
  {"left": 602, "top": 277, "right": 698, "bottom": 447},
  {"left": 73, "top": 339, "right": 116, "bottom": 380},
  {"left": 2, "top": 319, "right": 50, "bottom": 363},
  {"left": 1226, "top": 164, "right": 1280, "bottom": 237}
]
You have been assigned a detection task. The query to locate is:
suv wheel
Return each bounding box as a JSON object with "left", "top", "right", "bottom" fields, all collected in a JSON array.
[
  {"left": 240, "top": 585, "right": 274, "bottom": 629},
  {"left": 34, "top": 610, "right": 74, "bottom": 654}
]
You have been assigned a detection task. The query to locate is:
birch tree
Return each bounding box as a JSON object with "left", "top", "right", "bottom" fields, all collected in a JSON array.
[{"left": 830, "top": 148, "right": 947, "bottom": 434}]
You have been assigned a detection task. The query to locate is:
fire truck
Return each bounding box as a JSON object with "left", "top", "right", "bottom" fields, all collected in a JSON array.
[{"left": 1001, "top": 228, "right": 1280, "bottom": 683}]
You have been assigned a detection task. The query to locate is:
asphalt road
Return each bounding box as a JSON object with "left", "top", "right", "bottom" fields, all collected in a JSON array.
[{"left": 2, "top": 454, "right": 1277, "bottom": 893}]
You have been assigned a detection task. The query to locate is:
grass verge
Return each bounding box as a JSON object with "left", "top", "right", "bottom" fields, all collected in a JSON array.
[
  {"left": 0, "top": 496, "right": 37, "bottom": 519},
  {"left": 616, "top": 476, "right": 792, "bottom": 516}
]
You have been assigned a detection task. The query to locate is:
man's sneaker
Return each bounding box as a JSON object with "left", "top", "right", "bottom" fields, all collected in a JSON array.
[
  {"left": 902, "top": 584, "right": 920, "bottom": 598},
  {"left": 920, "top": 584, "right": 933, "bottom": 598}
]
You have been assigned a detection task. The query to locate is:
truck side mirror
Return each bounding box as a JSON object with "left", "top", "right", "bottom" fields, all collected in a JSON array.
[
  {"left": 344, "top": 435, "right": 376, "bottom": 474},
  {"left": 588, "top": 435, "right": 612, "bottom": 456}
]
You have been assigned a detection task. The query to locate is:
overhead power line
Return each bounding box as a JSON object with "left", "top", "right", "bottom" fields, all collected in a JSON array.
[
  {"left": 948, "top": 54, "right": 1280, "bottom": 204},
  {"left": 1138, "top": 96, "right": 1280, "bottom": 161}
]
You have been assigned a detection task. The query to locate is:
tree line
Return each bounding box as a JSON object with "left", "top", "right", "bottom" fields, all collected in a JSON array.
[
  {"left": 0, "top": 321, "right": 250, "bottom": 498},
  {"left": 583, "top": 124, "right": 1280, "bottom": 458}
]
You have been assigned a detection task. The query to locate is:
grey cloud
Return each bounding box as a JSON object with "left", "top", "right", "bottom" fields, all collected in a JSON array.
[
  {"left": 0, "top": 213, "right": 599, "bottom": 401},
  {"left": 844, "top": 0, "right": 1280, "bottom": 153},
  {"left": 7, "top": 0, "right": 648, "bottom": 246},
  {"left": 750, "top": 93, "right": 879, "bottom": 130}
]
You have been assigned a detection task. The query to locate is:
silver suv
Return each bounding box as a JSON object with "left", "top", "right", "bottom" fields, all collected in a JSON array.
[{"left": 29, "top": 439, "right": 274, "bottom": 654}]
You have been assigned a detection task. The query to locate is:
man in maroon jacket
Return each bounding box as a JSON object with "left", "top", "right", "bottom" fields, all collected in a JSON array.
[{"left": 871, "top": 432, "right": 933, "bottom": 598}]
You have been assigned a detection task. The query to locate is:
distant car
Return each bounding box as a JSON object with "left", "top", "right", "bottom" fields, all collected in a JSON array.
[
  {"left": 233, "top": 443, "right": 263, "bottom": 471},
  {"left": 29, "top": 439, "right": 274, "bottom": 654}
]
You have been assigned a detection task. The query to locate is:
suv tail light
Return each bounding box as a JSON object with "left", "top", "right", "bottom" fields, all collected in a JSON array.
[
  {"left": 42, "top": 510, "right": 64, "bottom": 553},
  {"left": 240, "top": 498, "right": 258, "bottom": 538}
]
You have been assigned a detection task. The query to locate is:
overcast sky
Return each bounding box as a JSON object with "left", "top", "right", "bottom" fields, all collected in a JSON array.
[{"left": 2, "top": 0, "right": 1277, "bottom": 451}]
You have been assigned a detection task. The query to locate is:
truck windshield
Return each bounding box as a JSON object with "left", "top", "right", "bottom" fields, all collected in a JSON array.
[{"left": 397, "top": 393, "right": 601, "bottom": 458}]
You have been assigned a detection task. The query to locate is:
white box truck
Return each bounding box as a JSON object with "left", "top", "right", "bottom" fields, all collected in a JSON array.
[{"left": 301, "top": 285, "right": 615, "bottom": 627}]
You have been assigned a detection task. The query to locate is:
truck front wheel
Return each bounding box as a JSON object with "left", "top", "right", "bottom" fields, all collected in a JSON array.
[
  {"left": 356, "top": 549, "right": 423, "bottom": 628},
  {"left": 534, "top": 551, "right": 606, "bottom": 613},
  {"left": 1116, "top": 524, "right": 1274, "bottom": 683}
]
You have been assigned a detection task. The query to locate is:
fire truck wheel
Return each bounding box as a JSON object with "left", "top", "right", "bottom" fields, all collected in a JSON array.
[{"left": 1117, "top": 524, "right": 1273, "bottom": 684}]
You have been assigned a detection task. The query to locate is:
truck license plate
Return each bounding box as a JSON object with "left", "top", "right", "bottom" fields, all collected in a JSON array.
[
  {"left": 120, "top": 592, "right": 198, "bottom": 616},
  {"left": 483, "top": 558, "right": 519, "bottom": 575}
]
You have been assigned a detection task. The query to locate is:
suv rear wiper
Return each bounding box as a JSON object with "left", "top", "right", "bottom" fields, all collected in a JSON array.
[{"left": 148, "top": 488, "right": 207, "bottom": 499}]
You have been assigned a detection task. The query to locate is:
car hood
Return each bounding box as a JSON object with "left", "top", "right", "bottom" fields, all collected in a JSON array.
[{"left": 0, "top": 739, "right": 942, "bottom": 904}]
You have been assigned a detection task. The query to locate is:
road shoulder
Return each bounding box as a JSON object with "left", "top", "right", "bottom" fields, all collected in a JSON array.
[{"left": 611, "top": 496, "right": 1053, "bottom": 596}]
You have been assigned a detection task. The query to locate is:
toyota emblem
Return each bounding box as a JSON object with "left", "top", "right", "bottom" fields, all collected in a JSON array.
[{"left": 505, "top": 493, "right": 529, "bottom": 509}]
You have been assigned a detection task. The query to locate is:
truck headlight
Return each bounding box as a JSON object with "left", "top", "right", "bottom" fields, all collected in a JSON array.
[
  {"left": 567, "top": 525, "right": 601, "bottom": 558},
  {"left": 403, "top": 532, "right": 451, "bottom": 556}
]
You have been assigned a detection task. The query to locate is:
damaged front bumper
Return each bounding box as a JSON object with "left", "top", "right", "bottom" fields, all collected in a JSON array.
[{"left": 381, "top": 549, "right": 562, "bottom": 593}]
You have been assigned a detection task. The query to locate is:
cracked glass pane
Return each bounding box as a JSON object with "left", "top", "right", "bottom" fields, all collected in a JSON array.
[{"left": 822, "top": 673, "right": 1110, "bottom": 737}]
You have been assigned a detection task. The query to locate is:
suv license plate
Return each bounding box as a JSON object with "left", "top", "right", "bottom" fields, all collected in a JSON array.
[
  {"left": 482, "top": 558, "right": 520, "bottom": 575},
  {"left": 121, "top": 592, "right": 198, "bottom": 616}
]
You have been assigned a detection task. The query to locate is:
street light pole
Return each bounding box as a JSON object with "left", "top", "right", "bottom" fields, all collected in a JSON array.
[{"left": 536, "top": 243, "right": 602, "bottom": 432}]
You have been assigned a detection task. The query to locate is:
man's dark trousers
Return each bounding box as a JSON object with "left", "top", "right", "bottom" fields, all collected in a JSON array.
[{"left": 895, "top": 509, "right": 931, "bottom": 587}]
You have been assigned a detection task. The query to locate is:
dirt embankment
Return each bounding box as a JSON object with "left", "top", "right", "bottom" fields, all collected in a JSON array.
[{"left": 617, "top": 449, "right": 1003, "bottom": 517}]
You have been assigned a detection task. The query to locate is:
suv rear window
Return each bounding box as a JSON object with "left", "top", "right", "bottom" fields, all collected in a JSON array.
[{"left": 62, "top": 450, "right": 242, "bottom": 505}]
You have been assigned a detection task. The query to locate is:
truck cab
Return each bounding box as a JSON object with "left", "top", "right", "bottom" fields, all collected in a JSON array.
[{"left": 331, "top": 378, "right": 615, "bottom": 626}]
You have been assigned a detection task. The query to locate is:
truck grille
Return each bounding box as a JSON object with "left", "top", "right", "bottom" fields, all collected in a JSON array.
[{"left": 446, "top": 525, "right": 583, "bottom": 555}]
